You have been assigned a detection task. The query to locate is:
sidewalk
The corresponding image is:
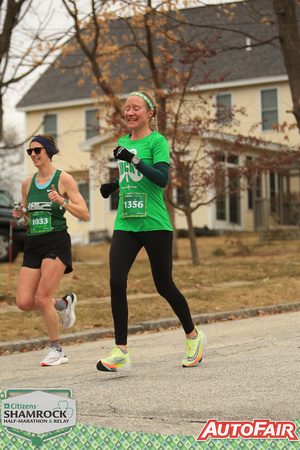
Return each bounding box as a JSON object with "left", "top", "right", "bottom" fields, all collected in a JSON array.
[
  {"left": 0, "top": 310, "right": 299, "bottom": 437},
  {"left": 1, "top": 300, "right": 299, "bottom": 353}
]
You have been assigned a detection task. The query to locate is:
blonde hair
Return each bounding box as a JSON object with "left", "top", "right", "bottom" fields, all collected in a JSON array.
[
  {"left": 140, "top": 91, "right": 158, "bottom": 132},
  {"left": 129, "top": 91, "right": 158, "bottom": 132}
]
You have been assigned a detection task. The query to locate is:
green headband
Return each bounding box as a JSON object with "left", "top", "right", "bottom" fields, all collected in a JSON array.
[{"left": 129, "top": 92, "right": 154, "bottom": 110}]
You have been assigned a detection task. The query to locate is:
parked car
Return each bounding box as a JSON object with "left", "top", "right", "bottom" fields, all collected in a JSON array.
[{"left": 0, "top": 189, "right": 27, "bottom": 262}]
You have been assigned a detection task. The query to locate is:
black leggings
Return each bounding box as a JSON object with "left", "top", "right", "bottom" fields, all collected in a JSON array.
[{"left": 109, "top": 230, "right": 195, "bottom": 345}]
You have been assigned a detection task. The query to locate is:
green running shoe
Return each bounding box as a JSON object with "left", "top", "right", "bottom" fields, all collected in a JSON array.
[
  {"left": 182, "top": 328, "right": 207, "bottom": 367},
  {"left": 96, "top": 347, "right": 132, "bottom": 372}
]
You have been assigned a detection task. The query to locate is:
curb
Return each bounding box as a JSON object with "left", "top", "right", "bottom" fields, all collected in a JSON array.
[{"left": 1, "top": 301, "right": 300, "bottom": 354}]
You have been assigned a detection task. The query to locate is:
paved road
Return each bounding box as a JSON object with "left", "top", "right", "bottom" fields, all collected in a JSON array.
[{"left": 0, "top": 311, "right": 299, "bottom": 437}]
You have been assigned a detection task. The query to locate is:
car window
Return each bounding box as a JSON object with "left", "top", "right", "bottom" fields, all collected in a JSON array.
[{"left": 0, "top": 190, "right": 14, "bottom": 208}]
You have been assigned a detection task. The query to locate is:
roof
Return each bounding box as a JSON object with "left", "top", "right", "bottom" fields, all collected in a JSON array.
[{"left": 17, "top": 0, "right": 292, "bottom": 110}]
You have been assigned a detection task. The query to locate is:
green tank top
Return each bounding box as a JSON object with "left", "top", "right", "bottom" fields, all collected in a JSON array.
[
  {"left": 114, "top": 131, "right": 173, "bottom": 232},
  {"left": 26, "top": 169, "right": 67, "bottom": 236}
]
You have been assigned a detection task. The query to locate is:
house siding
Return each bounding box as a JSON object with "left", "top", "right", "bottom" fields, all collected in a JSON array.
[
  {"left": 18, "top": 0, "right": 299, "bottom": 243},
  {"left": 23, "top": 77, "right": 297, "bottom": 241}
]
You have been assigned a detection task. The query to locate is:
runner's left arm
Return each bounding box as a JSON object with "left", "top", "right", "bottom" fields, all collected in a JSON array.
[
  {"left": 134, "top": 161, "right": 169, "bottom": 188},
  {"left": 49, "top": 172, "right": 90, "bottom": 221}
]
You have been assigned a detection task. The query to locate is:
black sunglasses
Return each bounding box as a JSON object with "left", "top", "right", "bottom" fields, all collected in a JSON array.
[{"left": 26, "top": 147, "right": 44, "bottom": 156}]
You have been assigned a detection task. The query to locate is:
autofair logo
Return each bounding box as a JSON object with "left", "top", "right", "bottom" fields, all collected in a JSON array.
[
  {"left": 1, "top": 389, "right": 76, "bottom": 442},
  {"left": 197, "top": 419, "right": 299, "bottom": 441}
]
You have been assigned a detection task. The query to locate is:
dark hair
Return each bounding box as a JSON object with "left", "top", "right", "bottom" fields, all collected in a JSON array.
[
  {"left": 40, "top": 134, "right": 60, "bottom": 156},
  {"left": 30, "top": 134, "right": 60, "bottom": 159}
]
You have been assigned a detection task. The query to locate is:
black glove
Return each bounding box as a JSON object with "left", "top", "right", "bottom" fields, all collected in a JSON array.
[
  {"left": 100, "top": 183, "right": 117, "bottom": 199},
  {"left": 113, "top": 146, "right": 133, "bottom": 163}
]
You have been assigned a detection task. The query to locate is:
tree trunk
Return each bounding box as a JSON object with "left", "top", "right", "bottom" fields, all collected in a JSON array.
[
  {"left": 273, "top": 0, "right": 300, "bottom": 131},
  {"left": 0, "top": 92, "right": 3, "bottom": 141},
  {"left": 164, "top": 191, "right": 179, "bottom": 259},
  {"left": 159, "top": 97, "right": 179, "bottom": 259},
  {"left": 172, "top": 211, "right": 179, "bottom": 260},
  {"left": 186, "top": 208, "right": 200, "bottom": 265}
]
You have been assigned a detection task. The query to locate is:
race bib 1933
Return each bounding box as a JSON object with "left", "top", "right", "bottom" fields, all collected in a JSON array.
[
  {"left": 29, "top": 211, "right": 52, "bottom": 233},
  {"left": 122, "top": 193, "right": 147, "bottom": 218}
]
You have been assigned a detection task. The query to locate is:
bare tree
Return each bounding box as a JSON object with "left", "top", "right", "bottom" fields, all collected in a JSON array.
[
  {"left": 273, "top": 0, "right": 300, "bottom": 130},
  {"left": 58, "top": 0, "right": 299, "bottom": 263},
  {"left": 0, "top": 0, "right": 72, "bottom": 141},
  {"left": 0, "top": 124, "right": 24, "bottom": 197},
  {"left": 185, "top": 0, "right": 300, "bottom": 131}
]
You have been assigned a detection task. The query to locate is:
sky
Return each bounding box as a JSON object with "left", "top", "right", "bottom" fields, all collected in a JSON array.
[
  {"left": 3, "top": 0, "right": 73, "bottom": 139},
  {"left": 3, "top": 0, "right": 241, "bottom": 141}
]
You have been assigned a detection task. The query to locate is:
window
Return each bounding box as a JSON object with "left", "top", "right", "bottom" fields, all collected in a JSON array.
[
  {"left": 78, "top": 183, "right": 90, "bottom": 220},
  {"left": 174, "top": 150, "right": 192, "bottom": 206},
  {"left": 246, "top": 156, "right": 254, "bottom": 210},
  {"left": 255, "top": 176, "right": 262, "bottom": 200},
  {"left": 176, "top": 186, "right": 185, "bottom": 207},
  {"left": 228, "top": 166, "right": 240, "bottom": 224},
  {"left": 216, "top": 169, "right": 226, "bottom": 220},
  {"left": 109, "top": 167, "right": 119, "bottom": 211},
  {"left": 270, "top": 172, "right": 280, "bottom": 213},
  {"left": 215, "top": 154, "right": 240, "bottom": 225},
  {"left": 44, "top": 114, "right": 57, "bottom": 141},
  {"left": 261, "top": 88, "right": 278, "bottom": 131},
  {"left": 85, "top": 109, "right": 99, "bottom": 140},
  {"left": 246, "top": 156, "right": 262, "bottom": 211},
  {"left": 215, "top": 93, "right": 232, "bottom": 124}
]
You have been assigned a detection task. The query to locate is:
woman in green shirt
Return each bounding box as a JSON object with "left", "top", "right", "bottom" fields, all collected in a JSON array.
[
  {"left": 97, "top": 91, "right": 207, "bottom": 372},
  {"left": 13, "top": 134, "right": 89, "bottom": 366}
]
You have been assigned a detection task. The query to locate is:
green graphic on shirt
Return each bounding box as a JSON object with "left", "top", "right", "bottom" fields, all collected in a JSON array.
[{"left": 119, "top": 160, "right": 143, "bottom": 184}]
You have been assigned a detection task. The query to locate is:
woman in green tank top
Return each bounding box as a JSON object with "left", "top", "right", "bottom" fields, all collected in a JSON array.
[
  {"left": 97, "top": 91, "right": 207, "bottom": 373},
  {"left": 12, "top": 134, "right": 89, "bottom": 367}
]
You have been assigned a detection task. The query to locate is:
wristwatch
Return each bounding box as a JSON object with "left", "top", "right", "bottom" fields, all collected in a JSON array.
[
  {"left": 60, "top": 198, "right": 69, "bottom": 209},
  {"left": 131, "top": 156, "right": 140, "bottom": 166}
]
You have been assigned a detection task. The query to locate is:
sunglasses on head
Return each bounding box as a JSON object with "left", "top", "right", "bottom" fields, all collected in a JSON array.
[{"left": 26, "top": 147, "right": 44, "bottom": 156}]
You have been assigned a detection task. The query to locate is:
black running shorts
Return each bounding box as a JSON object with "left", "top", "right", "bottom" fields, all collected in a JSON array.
[{"left": 22, "top": 229, "right": 73, "bottom": 274}]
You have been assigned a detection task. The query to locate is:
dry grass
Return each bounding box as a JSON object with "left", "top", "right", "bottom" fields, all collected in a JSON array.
[{"left": 1, "top": 232, "right": 300, "bottom": 342}]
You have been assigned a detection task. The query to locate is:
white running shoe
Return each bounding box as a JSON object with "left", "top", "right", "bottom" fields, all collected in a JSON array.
[
  {"left": 61, "top": 292, "right": 77, "bottom": 329},
  {"left": 41, "top": 348, "right": 68, "bottom": 366}
]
